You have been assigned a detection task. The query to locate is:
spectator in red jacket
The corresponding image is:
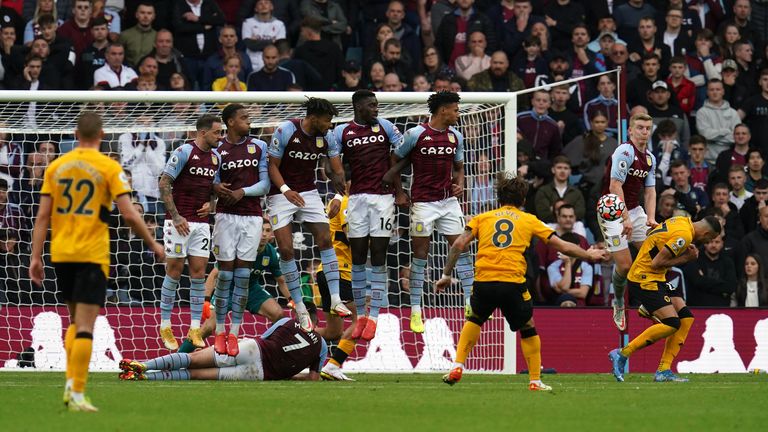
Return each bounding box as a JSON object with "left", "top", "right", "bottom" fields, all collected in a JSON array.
[
  {"left": 666, "top": 56, "right": 696, "bottom": 115},
  {"left": 517, "top": 89, "right": 562, "bottom": 161},
  {"left": 56, "top": 0, "right": 93, "bottom": 59}
]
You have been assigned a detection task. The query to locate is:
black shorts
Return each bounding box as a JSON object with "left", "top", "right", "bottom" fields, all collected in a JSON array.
[
  {"left": 629, "top": 280, "right": 680, "bottom": 313},
  {"left": 317, "top": 271, "right": 354, "bottom": 313},
  {"left": 54, "top": 262, "right": 107, "bottom": 307},
  {"left": 469, "top": 281, "right": 533, "bottom": 331}
]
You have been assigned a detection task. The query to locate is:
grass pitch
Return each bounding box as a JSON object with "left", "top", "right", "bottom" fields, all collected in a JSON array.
[{"left": 2, "top": 372, "right": 766, "bottom": 431}]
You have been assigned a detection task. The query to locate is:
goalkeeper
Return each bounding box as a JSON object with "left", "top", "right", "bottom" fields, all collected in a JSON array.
[{"left": 177, "top": 216, "right": 290, "bottom": 353}]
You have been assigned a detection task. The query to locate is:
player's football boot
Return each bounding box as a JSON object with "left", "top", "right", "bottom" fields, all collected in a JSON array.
[
  {"left": 160, "top": 327, "right": 179, "bottom": 351},
  {"left": 654, "top": 369, "right": 689, "bottom": 382},
  {"left": 68, "top": 397, "right": 98, "bottom": 412},
  {"left": 638, "top": 304, "right": 661, "bottom": 323},
  {"left": 118, "top": 359, "right": 146, "bottom": 374},
  {"left": 331, "top": 301, "right": 353, "bottom": 317},
  {"left": 226, "top": 333, "right": 239, "bottom": 357},
  {"left": 187, "top": 327, "right": 206, "bottom": 348},
  {"left": 612, "top": 299, "right": 627, "bottom": 331},
  {"left": 350, "top": 316, "right": 368, "bottom": 340},
  {"left": 320, "top": 362, "right": 355, "bottom": 381},
  {"left": 119, "top": 370, "right": 146, "bottom": 381},
  {"left": 361, "top": 318, "right": 377, "bottom": 341},
  {"left": 297, "top": 310, "right": 314, "bottom": 332},
  {"left": 410, "top": 312, "right": 425, "bottom": 333},
  {"left": 528, "top": 381, "right": 553, "bottom": 391},
  {"left": 214, "top": 332, "right": 228, "bottom": 354},
  {"left": 464, "top": 303, "right": 473, "bottom": 319},
  {"left": 442, "top": 367, "right": 463, "bottom": 385},
  {"left": 608, "top": 348, "right": 627, "bottom": 382},
  {"left": 62, "top": 384, "right": 71, "bottom": 406}
]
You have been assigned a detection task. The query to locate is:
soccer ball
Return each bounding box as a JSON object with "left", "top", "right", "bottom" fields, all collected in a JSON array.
[{"left": 597, "top": 194, "right": 626, "bottom": 221}]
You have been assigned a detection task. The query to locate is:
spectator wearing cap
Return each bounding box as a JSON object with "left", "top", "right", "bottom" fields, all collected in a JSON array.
[
  {"left": 542, "top": 0, "right": 585, "bottom": 52},
  {"left": 738, "top": 69, "right": 768, "bottom": 155},
  {"left": 612, "top": 0, "right": 656, "bottom": 44},
  {"left": 385, "top": 0, "right": 421, "bottom": 70},
  {"left": 627, "top": 53, "right": 662, "bottom": 109},
  {"left": 299, "top": 0, "right": 347, "bottom": 48},
  {"left": 697, "top": 79, "right": 741, "bottom": 163},
  {"left": 666, "top": 56, "right": 696, "bottom": 115},
  {"left": 76, "top": 16, "right": 109, "bottom": 89},
  {"left": 517, "top": 89, "right": 562, "bottom": 162},
  {"left": 246, "top": 44, "right": 295, "bottom": 91},
  {"left": 721, "top": 59, "right": 747, "bottom": 110},
  {"left": 93, "top": 42, "right": 138, "bottom": 89},
  {"left": 436, "top": 0, "right": 496, "bottom": 69},
  {"left": 293, "top": 17, "right": 343, "bottom": 90},
  {"left": 591, "top": 31, "right": 615, "bottom": 72},
  {"left": 499, "top": 0, "right": 543, "bottom": 61},
  {"left": 274, "top": 38, "right": 322, "bottom": 91},
  {"left": 628, "top": 16, "right": 671, "bottom": 71},
  {"left": 685, "top": 29, "right": 723, "bottom": 111},
  {"left": 171, "top": 0, "right": 226, "bottom": 90},
  {"left": 511, "top": 35, "right": 547, "bottom": 89},
  {"left": 0, "top": 5, "right": 24, "bottom": 42},
  {"left": 332, "top": 60, "right": 364, "bottom": 91},
  {"left": 201, "top": 24, "right": 252, "bottom": 92},
  {"left": 660, "top": 5, "right": 692, "bottom": 57},
  {"left": 57, "top": 0, "right": 94, "bottom": 61},
  {"left": 647, "top": 80, "right": 691, "bottom": 146},
  {"left": 242, "top": 0, "right": 285, "bottom": 72},
  {"left": 587, "top": 17, "right": 624, "bottom": 53},
  {"left": 454, "top": 31, "right": 491, "bottom": 81},
  {"left": 533, "top": 51, "right": 570, "bottom": 89},
  {"left": 118, "top": 2, "right": 157, "bottom": 68}
]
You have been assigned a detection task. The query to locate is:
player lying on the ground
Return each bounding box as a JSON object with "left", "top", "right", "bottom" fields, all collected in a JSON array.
[
  {"left": 177, "top": 216, "right": 290, "bottom": 353},
  {"left": 120, "top": 317, "right": 326, "bottom": 381}
]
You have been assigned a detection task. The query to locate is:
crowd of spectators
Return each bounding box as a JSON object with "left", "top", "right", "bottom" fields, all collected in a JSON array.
[{"left": 2, "top": 0, "right": 768, "bottom": 309}]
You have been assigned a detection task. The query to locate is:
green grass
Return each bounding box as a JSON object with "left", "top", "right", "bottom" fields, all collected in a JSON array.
[{"left": 2, "top": 373, "right": 767, "bottom": 431}]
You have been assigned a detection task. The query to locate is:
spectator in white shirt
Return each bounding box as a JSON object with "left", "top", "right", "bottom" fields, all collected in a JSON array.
[
  {"left": 454, "top": 31, "right": 491, "bottom": 81},
  {"left": 94, "top": 42, "right": 138, "bottom": 89},
  {"left": 241, "top": 0, "right": 286, "bottom": 72},
  {"left": 119, "top": 115, "right": 167, "bottom": 216}
]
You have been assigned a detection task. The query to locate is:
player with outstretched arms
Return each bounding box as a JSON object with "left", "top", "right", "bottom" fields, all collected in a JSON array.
[
  {"left": 383, "top": 91, "right": 473, "bottom": 333},
  {"left": 210, "top": 104, "right": 270, "bottom": 357},
  {"left": 437, "top": 174, "right": 608, "bottom": 390},
  {"left": 119, "top": 317, "right": 326, "bottom": 381},
  {"left": 268, "top": 98, "right": 351, "bottom": 332},
  {"left": 599, "top": 113, "right": 658, "bottom": 331},
  {"left": 156, "top": 114, "right": 221, "bottom": 351},
  {"left": 331, "top": 90, "right": 406, "bottom": 340},
  {"left": 30, "top": 111, "right": 165, "bottom": 412}
]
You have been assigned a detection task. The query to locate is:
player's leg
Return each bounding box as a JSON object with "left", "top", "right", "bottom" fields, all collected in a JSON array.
[
  {"left": 159, "top": 256, "right": 184, "bottom": 350},
  {"left": 178, "top": 271, "right": 217, "bottom": 354},
  {"left": 359, "top": 194, "right": 395, "bottom": 340},
  {"left": 442, "top": 198, "right": 473, "bottom": 311},
  {"left": 229, "top": 216, "right": 262, "bottom": 350},
  {"left": 446, "top": 233, "right": 474, "bottom": 314},
  {"left": 349, "top": 236, "right": 370, "bottom": 340},
  {"left": 599, "top": 214, "right": 632, "bottom": 331},
  {"left": 257, "top": 297, "right": 287, "bottom": 324},
  {"left": 443, "top": 282, "right": 495, "bottom": 385},
  {"left": 321, "top": 308, "right": 358, "bottom": 381},
  {"left": 409, "top": 202, "right": 438, "bottom": 333},
  {"left": 63, "top": 301, "right": 77, "bottom": 405},
  {"left": 308, "top": 221, "right": 352, "bottom": 317},
  {"left": 656, "top": 295, "right": 693, "bottom": 382},
  {"left": 185, "top": 222, "right": 212, "bottom": 347},
  {"left": 315, "top": 271, "right": 345, "bottom": 341}
]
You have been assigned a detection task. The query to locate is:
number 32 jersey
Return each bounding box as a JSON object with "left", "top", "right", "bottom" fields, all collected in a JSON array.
[{"left": 468, "top": 206, "right": 555, "bottom": 283}]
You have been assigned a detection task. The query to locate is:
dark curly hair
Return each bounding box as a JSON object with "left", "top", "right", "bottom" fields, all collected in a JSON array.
[
  {"left": 303, "top": 97, "right": 338, "bottom": 117},
  {"left": 495, "top": 172, "right": 528, "bottom": 207},
  {"left": 427, "top": 91, "right": 460, "bottom": 114}
]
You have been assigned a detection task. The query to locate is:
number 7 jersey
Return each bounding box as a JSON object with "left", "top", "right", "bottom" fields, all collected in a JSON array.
[{"left": 468, "top": 205, "right": 555, "bottom": 283}]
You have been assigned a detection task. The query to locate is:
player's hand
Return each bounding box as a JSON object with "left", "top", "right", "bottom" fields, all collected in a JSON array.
[
  {"left": 451, "top": 183, "right": 463, "bottom": 198},
  {"left": 621, "top": 218, "right": 632, "bottom": 238},
  {"left": 229, "top": 188, "right": 245, "bottom": 204},
  {"left": 646, "top": 218, "right": 659, "bottom": 229},
  {"left": 435, "top": 274, "right": 452, "bottom": 293},
  {"left": 173, "top": 215, "right": 190, "bottom": 236},
  {"left": 332, "top": 178, "right": 347, "bottom": 197},
  {"left": 201, "top": 300, "right": 212, "bottom": 321},
  {"left": 381, "top": 170, "right": 396, "bottom": 190},
  {"left": 287, "top": 299, "right": 296, "bottom": 310},
  {"left": 586, "top": 246, "right": 610, "bottom": 262},
  {"left": 327, "top": 198, "right": 341, "bottom": 219},
  {"left": 685, "top": 245, "right": 699, "bottom": 260},
  {"left": 214, "top": 182, "right": 234, "bottom": 200},
  {"left": 30, "top": 256, "right": 44, "bottom": 287},
  {"left": 151, "top": 243, "right": 166, "bottom": 262},
  {"left": 395, "top": 190, "right": 411, "bottom": 207},
  {"left": 284, "top": 190, "right": 305, "bottom": 207},
  {"left": 196, "top": 202, "right": 210, "bottom": 218}
]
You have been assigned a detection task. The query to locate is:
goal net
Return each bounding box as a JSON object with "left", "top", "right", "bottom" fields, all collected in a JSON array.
[{"left": 0, "top": 72, "right": 617, "bottom": 374}]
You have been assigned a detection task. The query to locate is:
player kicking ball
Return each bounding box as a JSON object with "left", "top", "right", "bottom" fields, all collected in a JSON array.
[
  {"left": 120, "top": 317, "right": 326, "bottom": 381},
  {"left": 437, "top": 174, "right": 608, "bottom": 390},
  {"left": 609, "top": 216, "right": 721, "bottom": 383}
]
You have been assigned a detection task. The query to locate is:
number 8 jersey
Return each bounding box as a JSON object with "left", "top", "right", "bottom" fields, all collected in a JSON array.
[{"left": 468, "top": 206, "right": 555, "bottom": 283}]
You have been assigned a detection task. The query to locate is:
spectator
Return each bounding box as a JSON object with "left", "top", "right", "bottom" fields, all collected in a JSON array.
[
  {"left": 687, "top": 136, "right": 710, "bottom": 192},
  {"left": 710, "top": 182, "right": 745, "bottom": 241},
  {"left": 591, "top": 31, "right": 615, "bottom": 72},
  {"left": 1, "top": 24, "right": 21, "bottom": 87},
  {"left": 543, "top": 0, "right": 585, "bottom": 52},
  {"left": 743, "top": 205, "right": 768, "bottom": 266},
  {"left": 76, "top": 16, "right": 109, "bottom": 89},
  {"left": 613, "top": 0, "right": 656, "bottom": 44},
  {"left": 656, "top": 191, "right": 677, "bottom": 223},
  {"left": 293, "top": 17, "right": 343, "bottom": 90},
  {"left": 134, "top": 73, "right": 157, "bottom": 91},
  {"left": 12, "top": 151, "right": 47, "bottom": 219},
  {"left": 468, "top": 50, "right": 523, "bottom": 94},
  {"left": 24, "top": 0, "right": 63, "bottom": 45},
  {"left": 714, "top": 124, "right": 752, "bottom": 185},
  {"left": 420, "top": 44, "right": 454, "bottom": 85},
  {"left": 587, "top": 16, "right": 624, "bottom": 53},
  {"left": 733, "top": 40, "right": 757, "bottom": 94},
  {"left": 745, "top": 148, "right": 768, "bottom": 192},
  {"left": 0, "top": 227, "right": 25, "bottom": 299},
  {"left": 660, "top": 5, "right": 691, "bottom": 57},
  {"left": 549, "top": 81, "right": 583, "bottom": 146},
  {"left": 241, "top": 0, "right": 285, "bottom": 72},
  {"left": 381, "top": 72, "right": 403, "bottom": 92},
  {"left": 168, "top": 71, "right": 190, "bottom": 91},
  {"left": 627, "top": 16, "right": 670, "bottom": 70},
  {"left": 684, "top": 233, "right": 736, "bottom": 307},
  {"left": 171, "top": 0, "right": 225, "bottom": 90},
  {"left": 119, "top": 116, "right": 167, "bottom": 217},
  {"left": 547, "top": 232, "right": 595, "bottom": 306},
  {"left": 732, "top": 254, "right": 768, "bottom": 307},
  {"left": 511, "top": 35, "right": 547, "bottom": 89},
  {"left": 500, "top": 0, "right": 544, "bottom": 61},
  {"left": 93, "top": 42, "right": 138, "bottom": 89},
  {"left": 647, "top": 80, "right": 691, "bottom": 146},
  {"left": 56, "top": 0, "right": 93, "bottom": 63},
  {"left": 332, "top": 60, "right": 363, "bottom": 91},
  {"left": 150, "top": 30, "right": 184, "bottom": 90},
  {"left": 0, "top": 3, "right": 24, "bottom": 42},
  {"left": 690, "top": 33, "right": 728, "bottom": 108},
  {"left": 91, "top": 0, "right": 119, "bottom": 42},
  {"left": 454, "top": 31, "right": 490, "bottom": 81},
  {"left": 627, "top": 53, "right": 662, "bottom": 108},
  {"left": 379, "top": 38, "right": 414, "bottom": 85},
  {"left": 582, "top": 74, "right": 621, "bottom": 137},
  {"left": 666, "top": 56, "right": 695, "bottom": 115},
  {"left": 246, "top": 44, "right": 294, "bottom": 91},
  {"left": 118, "top": 2, "right": 157, "bottom": 68},
  {"left": 436, "top": 0, "right": 496, "bottom": 68},
  {"left": 38, "top": 14, "right": 75, "bottom": 68},
  {"left": 365, "top": 60, "right": 385, "bottom": 91},
  {"left": 741, "top": 179, "right": 768, "bottom": 233},
  {"left": 468, "top": 152, "right": 493, "bottom": 215},
  {"left": 125, "top": 55, "right": 161, "bottom": 90},
  {"left": 0, "top": 130, "right": 23, "bottom": 188},
  {"left": 385, "top": 0, "right": 421, "bottom": 70},
  {"left": 273, "top": 39, "right": 322, "bottom": 91},
  {"left": 697, "top": 79, "right": 741, "bottom": 163},
  {"left": 202, "top": 25, "right": 252, "bottom": 91},
  {"left": 566, "top": 24, "right": 598, "bottom": 106},
  {"left": 299, "top": 0, "right": 347, "bottom": 48},
  {"left": 718, "top": 22, "right": 741, "bottom": 59},
  {"left": 564, "top": 110, "right": 618, "bottom": 201},
  {"left": 212, "top": 54, "right": 246, "bottom": 91},
  {"left": 411, "top": 74, "right": 431, "bottom": 92},
  {"left": 738, "top": 69, "right": 768, "bottom": 155},
  {"left": 729, "top": 0, "right": 763, "bottom": 53},
  {"left": 608, "top": 41, "right": 640, "bottom": 82},
  {"left": 0, "top": 178, "right": 23, "bottom": 233},
  {"left": 534, "top": 155, "right": 585, "bottom": 223},
  {"left": 669, "top": 159, "right": 709, "bottom": 214},
  {"left": 728, "top": 165, "right": 752, "bottom": 210},
  {"left": 9, "top": 54, "right": 47, "bottom": 90},
  {"left": 432, "top": 74, "right": 451, "bottom": 92}
]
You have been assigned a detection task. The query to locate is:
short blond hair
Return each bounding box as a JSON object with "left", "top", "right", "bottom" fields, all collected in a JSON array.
[
  {"left": 76, "top": 111, "right": 103, "bottom": 140},
  {"left": 629, "top": 113, "right": 653, "bottom": 128}
]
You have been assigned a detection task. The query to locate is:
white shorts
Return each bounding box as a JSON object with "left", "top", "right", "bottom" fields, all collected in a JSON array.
[
  {"left": 163, "top": 220, "right": 211, "bottom": 259},
  {"left": 348, "top": 194, "right": 395, "bottom": 238},
  {"left": 410, "top": 197, "right": 465, "bottom": 237},
  {"left": 214, "top": 338, "right": 265, "bottom": 381},
  {"left": 599, "top": 206, "right": 648, "bottom": 252},
  {"left": 266, "top": 190, "right": 328, "bottom": 230},
  {"left": 212, "top": 213, "right": 263, "bottom": 262}
]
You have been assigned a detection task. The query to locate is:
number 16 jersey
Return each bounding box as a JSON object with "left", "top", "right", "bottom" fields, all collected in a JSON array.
[{"left": 468, "top": 206, "right": 555, "bottom": 283}]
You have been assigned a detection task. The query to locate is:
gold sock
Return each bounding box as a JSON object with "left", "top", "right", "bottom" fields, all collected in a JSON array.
[
  {"left": 64, "top": 324, "right": 76, "bottom": 381},
  {"left": 658, "top": 317, "right": 694, "bottom": 371},
  {"left": 621, "top": 323, "right": 678, "bottom": 357},
  {"left": 455, "top": 321, "right": 482, "bottom": 365},
  {"left": 71, "top": 334, "right": 93, "bottom": 393},
  {"left": 330, "top": 339, "right": 356, "bottom": 367},
  {"left": 520, "top": 335, "right": 542, "bottom": 381}
]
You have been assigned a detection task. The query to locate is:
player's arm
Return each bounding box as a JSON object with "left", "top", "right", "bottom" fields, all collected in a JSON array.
[
  {"left": 275, "top": 275, "right": 290, "bottom": 301},
  {"left": 116, "top": 194, "right": 166, "bottom": 261},
  {"left": 381, "top": 120, "right": 409, "bottom": 205},
  {"left": 267, "top": 250, "right": 291, "bottom": 300},
  {"left": 436, "top": 229, "right": 476, "bottom": 292},
  {"left": 608, "top": 146, "right": 633, "bottom": 237},
  {"left": 159, "top": 147, "right": 189, "bottom": 234},
  {"left": 451, "top": 129, "right": 465, "bottom": 197},
  {"left": 234, "top": 140, "right": 271, "bottom": 203},
  {"left": 29, "top": 195, "right": 52, "bottom": 285},
  {"left": 644, "top": 153, "right": 658, "bottom": 228},
  {"left": 383, "top": 127, "right": 418, "bottom": 189},
  {"left": 268, "top": 126, "right": 305, "bottom": 207},
  {"left": 205, "top": 267, "right": 219, "bottom": 297},
  {"left": 292, "top": 338, "right": 327, "bottom": 381},
  {"left": 548, "top": 235, "right": 609, "bottom": 262},
  {"left": 325, "top": 129, "right": 346, "bottom": 195},
  {"left": 650, "top": 242, "right": 698, "bottom": 269}
]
